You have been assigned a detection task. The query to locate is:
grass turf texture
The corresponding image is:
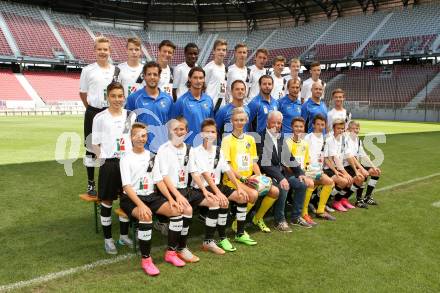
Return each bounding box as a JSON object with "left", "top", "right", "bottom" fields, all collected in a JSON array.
[{"left": 0, "top": 116, "right": 439, "bottom": 292}]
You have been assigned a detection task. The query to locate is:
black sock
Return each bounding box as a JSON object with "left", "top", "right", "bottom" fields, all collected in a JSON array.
[
  {"left": 347, "top": 184, "right": 362, "bottom": 199},
  {"left": 138, "top": 221, "right": 152, "bottom": 258},
  {"left": 156, "top": 214, "right": 169, "bottom": 224},
  {"left": 119, "top": 215, "right": 130, "bottom": 237},
  {"left": 310, "top": 188, "right": 320, "bottom": 207},
  {"left": 356, "top": 180, "right": 367, "bottom": 201},
  {"left": 204, "top": 207, "right": 219, "bottom": 242},
  {"left": 168, "top": 216, "right": 183, "bottom": 251},
  {"left": 366, "top": 176, "right": 380, "bottom": 198},
  {"left": 332, "top": 186, "right": 344, "bottom": 202},
  {"left": 217, "top": 208, "right": 228, "bottom": 240},
  {"left": 100, "top": 203, "right": 112, "bottom": 239},
  {"left": 87, "top": 167, "right": 95, "bottom": 182},
  {"left": 236, "top": 203, "right": 247, "bottom": 236},
  {"left": 178, "top": 215, "right": 192, "bottom": 249}
]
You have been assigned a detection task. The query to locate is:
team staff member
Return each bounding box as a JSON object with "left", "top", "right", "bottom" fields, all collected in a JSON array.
[
  {"left": 278, "top": 78, "right": 302, "bottom": 134},
  {"left": 171, "top": 67, "right": 214, "bottom": 146},
  {"left": 125, "top": 61, "right": 173, "bottom": 153},
  {"left": 120, "top": 122, "right": 186, "bottom": 276},
  {"left": 92, "top": 82, "right": 136, "bottom": 254},
  {"left": 258, "top": 111, "right": 308, "bottom": 232},
  {"left": 301, "top": 81, "right": 328, "bottom": 133},
  {"left": 173, "top": 43, "right": 199, "bottom": 101},
  {"left": 215, "top": 80, "right": 250, "bottom": 138},
  {"left": 118, "top": 37, "right": 144, "bottom": 97},
  {"left": 80, "top": 36, "right": 119, "bottom": 196},
  {"left": 157, "top": 40, "right": 176, "bottom": 96},
  {"left": 248, "top": 75, "right": 279, "bottom": 134},
  {"left": 204, "top": 39, "right": 228, "bottom": 109}
]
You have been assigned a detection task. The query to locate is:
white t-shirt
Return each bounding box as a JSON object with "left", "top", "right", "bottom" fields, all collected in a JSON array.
[
  {"left": 153, "top": 141, "right": 193, "bottom": 189},
  {"left": 301, "top": 78, "right": 325, "bottom": 102},
  {"left": 304, "top": 133, "right": 325, "bottom": 167},
  {"left": 173, "top": 62, "right": 197, "bottom": 99},
  {"left": 271, "top": 73, "right": 286, "bottom": 100},
  {"left": 248, "top": 65, "right": 268, "bottom": 100},
  {"left": 118, "top": 62, "right": 144, "bottom": 97},
  {"left": 79, "top": 63, "right": 116, "bottom": 108},
  {"left": 204, "top": 61, "right": 227, "bottom": 106},
  {"left": 343, "top": 134, "right": 366, "bottom": 166},
  {"left": 92, "top": 109, "right": 136, "bottom": 159},
  {"left": 323, "top": 134, "right": 347, "bottom": 170},
  {"left": 188, "top": 145, "right": 230, "bottom": 188},
  {"left": 120, "top": 150, "right": 155, "bottom": 196},
  {"left": 227, "top": 64, "right": 249, "bottom": 103},
  {"left": 158, "top": 65, "right": 173, "bottom": 96},
  {"left": 284, "top": 75, "right": 301, "bottom": 97},
  {"left": 327, "top": 108, "right": 351, "bottom": 131}
]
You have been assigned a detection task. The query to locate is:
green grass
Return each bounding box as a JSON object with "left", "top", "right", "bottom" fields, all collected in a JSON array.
[{"left": 0, "top": 116, "right": 440, "bottom": 292}]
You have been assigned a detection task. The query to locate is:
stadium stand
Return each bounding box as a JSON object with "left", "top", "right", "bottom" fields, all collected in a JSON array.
[
  {"left": 0, "top": 69, "right": 31, "bottom": 101},
  {"left": 324, "top": 65, "right": 440, "bottom": 106},
  {"left": 0, "top": 0, "right": 438, "bottom": 112},
  {"left": 0, "top": 2, "right": 64, "bottom": 59},
  {"left": 23, "top": 71, "right": 80, "bottom": 104},
  {"left": 362, "top": 4, "right": 440, "bottom": 57},
  {"left": 0, "top": 28, "right": 11, "bottom": 56}
]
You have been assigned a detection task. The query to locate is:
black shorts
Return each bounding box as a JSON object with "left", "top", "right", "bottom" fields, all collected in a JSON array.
[
  {"left": 217, "top": 185, "right": 235, "bottom": 198},
  {"left": 344, "top": 166, "right": 356, "bottom": 177},
  {"left": 323, "top": 168, "right": 335, "bottom": 178},
  {"left": 120, "top": 193, "right": 168, "bottom": 220},
  {"left": 98, "top": 158, "right": 122, "bottom": 201},
  {"left": 179, "top": 188, "right": 204, "bottom": 208},
  {"left": 84, "top": 106, "right": 105, "bottom": 153},
  {"left": 361, "top": 165, "right": 371, "bottom": 171}
]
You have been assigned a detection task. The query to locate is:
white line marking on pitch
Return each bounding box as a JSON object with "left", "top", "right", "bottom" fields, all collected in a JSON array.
[
  {"left": 1, "top": 172, "right": 440, "bottom": 292},
  {"left": 432, "top": 201, "right": 440, "bottom": 208}
]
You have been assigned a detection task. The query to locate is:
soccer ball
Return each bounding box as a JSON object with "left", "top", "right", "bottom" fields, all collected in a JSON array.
[
  {"left": 246, "top": 175, "right": 272, "bottom": 196},
  {"left": 305, "top": 163, "right": 322, "bottom": 180}
]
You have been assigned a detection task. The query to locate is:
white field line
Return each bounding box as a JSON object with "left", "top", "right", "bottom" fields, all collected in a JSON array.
[{"left": 1, "top": 172, "right": 440, "bottom": 292}]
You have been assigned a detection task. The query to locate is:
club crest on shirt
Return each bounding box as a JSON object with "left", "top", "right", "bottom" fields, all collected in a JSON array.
[
  {"left": 246, "top": 142, "right": 251, "bottom": 149},
  {"left": 263, "top": 107, "right": 268, "bottom": 114}
]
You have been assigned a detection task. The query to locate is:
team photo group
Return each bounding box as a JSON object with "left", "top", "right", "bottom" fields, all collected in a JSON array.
[{"left": 80, "top": 36, "right": 383, "bottom": 277}]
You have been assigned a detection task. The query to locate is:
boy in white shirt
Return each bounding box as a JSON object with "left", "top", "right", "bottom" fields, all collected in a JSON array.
[
  {"left": 91, "top": 82, "right": 136, "bottom": 254},
  {"left": 227, "top": 43, "right": 250, "bottom": 103},
  {"left": 204, "top": 39, "right": 228, "bottom": 111},
  {"left": 120, "top": 122, "right": 186, "bottom": 275},
  {"left": 327, "top": 88, "right": 352, "bottom": 132},
  {"left": 154, "top": 117, "right": 220, "bottom": 263},
  {"left": 157, "top": 40, "right": 176, "bottom": 96},
  {"left": 270, "top": 55, "right": 287, "bottom": 100},
  {"left": 345, "top": 120, "right": 382, "bottom": 206},
  {"left": 118, "top": 37, "right": 144, "bottom": 97},
  {"left": 301, "top": 61, "right": 325, "bottom": 102},
  {"left": 173, "top": 43, "right": 199, "bottom": 101},
  {"left": 80, "top": 36, "right": 119, "bottom": 197},
  {"left": 247, "top": 48, "right": 270, "bottom": 100}
]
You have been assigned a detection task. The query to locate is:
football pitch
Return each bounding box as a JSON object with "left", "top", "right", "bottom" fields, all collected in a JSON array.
[{"left": 0, "top": 116, "right": 439, "bottom": 292}]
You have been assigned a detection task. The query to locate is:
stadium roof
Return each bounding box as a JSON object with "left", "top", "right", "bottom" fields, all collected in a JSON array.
[{"left": 12, "top": 0, "right": 410, "bottom": 30}]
